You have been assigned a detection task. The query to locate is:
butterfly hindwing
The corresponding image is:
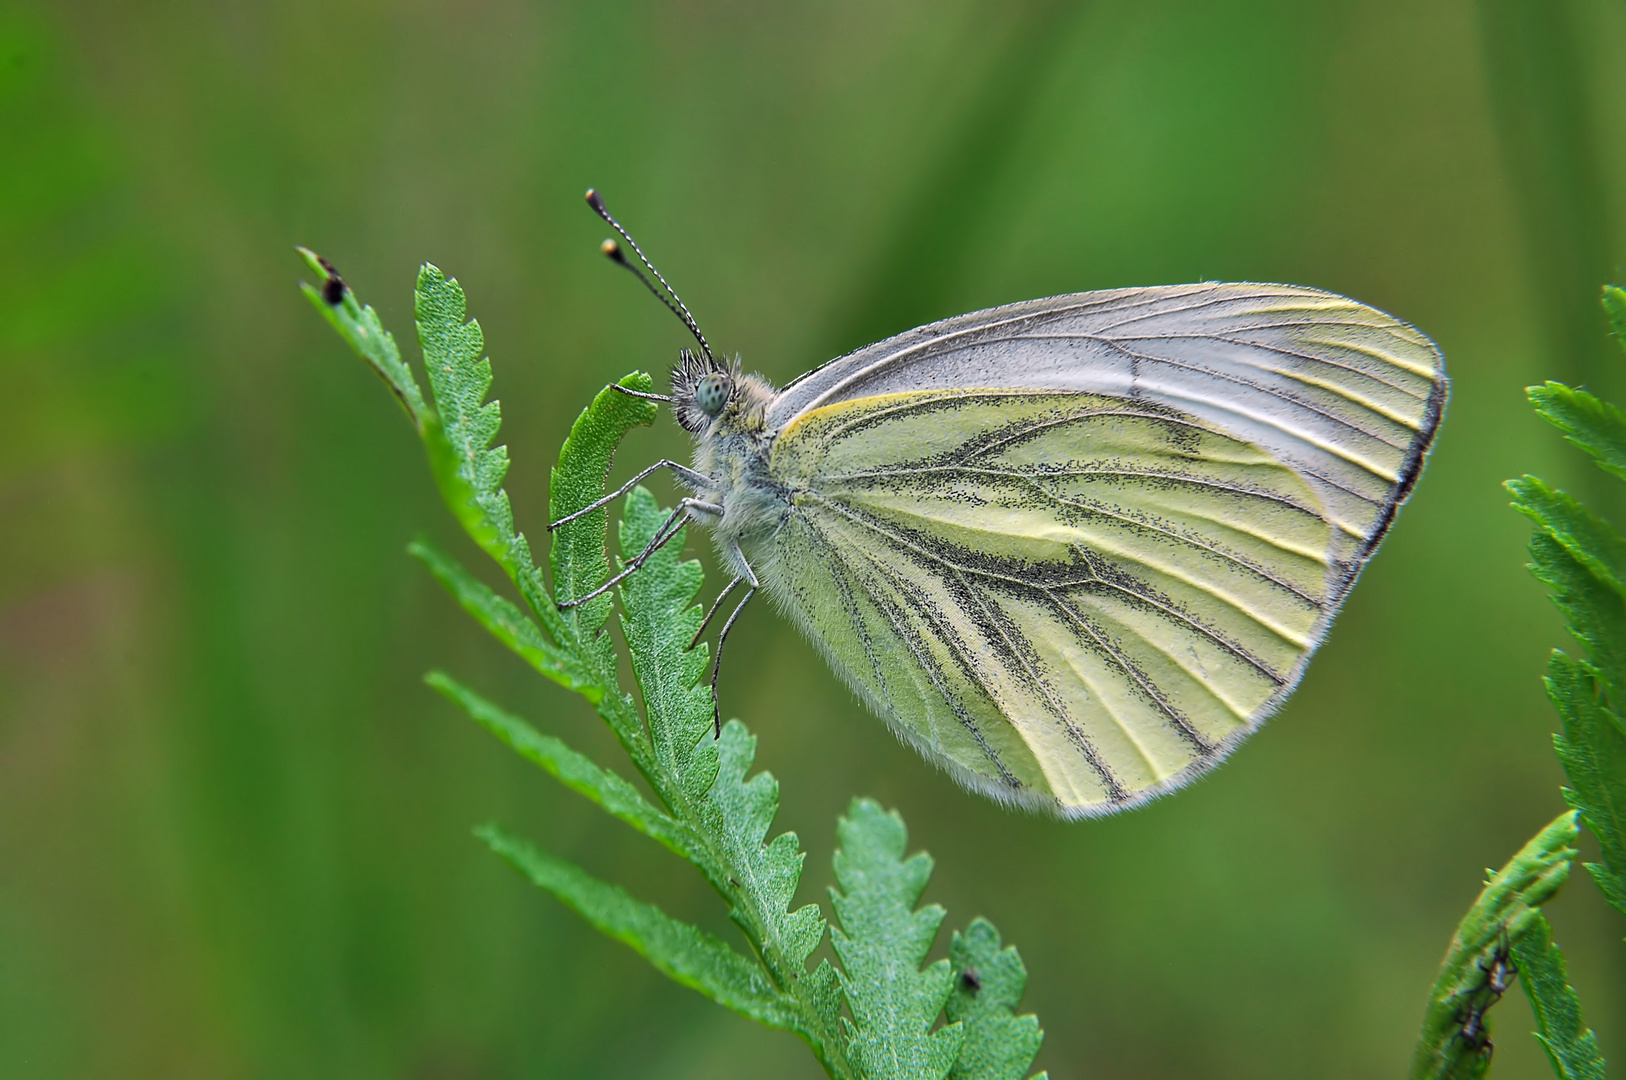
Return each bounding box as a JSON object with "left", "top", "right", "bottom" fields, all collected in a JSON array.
[{"left": 763, "top": 390, "right": 1335, "bottom": 814}]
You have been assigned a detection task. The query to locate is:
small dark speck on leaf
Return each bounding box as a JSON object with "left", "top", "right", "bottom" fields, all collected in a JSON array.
[
  {"left": 322, "top": 274, "right": 346, "bottom": 306},
  {"left": 960, "top": 968, "right": 981, "bottom": 994}
]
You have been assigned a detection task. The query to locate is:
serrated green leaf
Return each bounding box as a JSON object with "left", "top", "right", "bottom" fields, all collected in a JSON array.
[
  {"left": 1510, "top": 476, "right": 1626, "bottom": 597},
  {"left": 805, "top": 959, "right": 848, "bottom": 1070},
  {"left": 324, "top": 269, "right": 655, "bottom": 774},
  {"left": 533, "top": 374, "right": 664, "bottom": 766},
  {"left": 409, "top": 537, "right": 590, "bottom": 694},
  {"left": 479, "top": 824, "right": 801, "bottom": 1033},
  {"left": 1528, "top": 381, "right": 1626, "bottom": 484},
  {"left": 296, "top": 247, "right": 428, "bottom": 427},
  {"left": 1547, "top": 652, "right": 1626, "bottom": 919},
  {"left": 403, "top": 261, "right": 598, "bottom": 683},
  {"left": 306, "top": 258, "right": 570, "bottom": 653},
  {"left": 1409, "top": 812, "right": 1579, "bottom": 1080},
  {"left": 615, "top": 489, "right": 846, "bottom": 1075},
  {"left": 427, "top": 672, "right": 696, "bottom": 859},
  {"left": 1511, "top": 913, "right": 1607, "bottom": 1080},
  {"left": 1527, "top": 531, "right": 1626, "bottom": 707},
  {"left": 305, "top": 266, "right": 1053, "bottom": 1080},
  {"left": 946, "top": 919, "right": 1043, "bottom": 1080},
  {"left": 412, "top": 265, "right": 541, "bottom": 606},
  {"left": 705, "top": 722, "right": 827, "bottom": 970},
  {"left": 1582, "top": 861, "right": 1626, "bottom": 918},
  {"left": 1602, "top": 284, "right": 1626, "bottom": 353},
  {"left": 617, "top": 486, "right": 717, "bottom": 804},
  {"left": 830, "top": 798, "right": 963, "bottom": 1080},
  {"left": 615, "top": 494, "right": 822, "bottom": 968},
  {"left": 549, "top": 373, "right": 659, "bottom": 617}
]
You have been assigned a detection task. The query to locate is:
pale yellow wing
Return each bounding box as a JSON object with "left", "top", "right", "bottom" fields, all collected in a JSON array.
[
  {"left": 752, "top": 285, "right": 1445, "bottom": 817},
  {"left": 769, "top": 284, "right": 1447, "bottom": 555}
]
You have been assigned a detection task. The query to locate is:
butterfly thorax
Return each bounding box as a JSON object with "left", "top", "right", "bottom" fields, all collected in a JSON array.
[{"left": 685, "top": 372, "right": 789, "bottom": 562}]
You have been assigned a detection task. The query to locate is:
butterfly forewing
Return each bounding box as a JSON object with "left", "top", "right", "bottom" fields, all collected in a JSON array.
[
  {"left": 768, "top": 284, "right": 1444, "bottom": 557},
  {"left": 753, "top": 285, "right": 1445, "bottom": 817}
]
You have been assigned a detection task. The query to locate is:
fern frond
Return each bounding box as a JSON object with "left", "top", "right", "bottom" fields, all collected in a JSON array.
[{"left": 301, "top": 252, "right": 1049, "bottom": 1080}]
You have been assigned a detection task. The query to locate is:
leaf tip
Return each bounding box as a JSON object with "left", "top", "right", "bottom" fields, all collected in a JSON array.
[
  {"left": 1601, "top": 284, "right": 1626, "bottom": 347},
  {"left": 294, "top": 245, "right": 325, "bottom": 275}
]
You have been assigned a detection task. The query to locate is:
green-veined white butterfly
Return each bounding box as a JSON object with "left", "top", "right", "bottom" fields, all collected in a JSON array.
[{"left": 562, "top": 191, "right": 1447, "bottom": 819}]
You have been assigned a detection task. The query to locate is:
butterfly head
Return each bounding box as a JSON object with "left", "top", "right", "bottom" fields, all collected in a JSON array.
[
  {"left": 672, "top": 348, "right": 741, "bottom": 432},
  {"left": 582, "top": 191, "right": 775, "bottom": 436},
  {"left": 696, "top": 372, "right": 731, "bottom": 415}
]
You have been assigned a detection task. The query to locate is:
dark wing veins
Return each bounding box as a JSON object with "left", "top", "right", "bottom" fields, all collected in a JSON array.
[{"left": 802, "top": 493, "right": 1277, "bottom": 754}]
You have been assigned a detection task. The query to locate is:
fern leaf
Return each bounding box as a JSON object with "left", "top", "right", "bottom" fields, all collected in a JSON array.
[
  {"left": 549, "top": 371, "right": 659, "bottom": 616},
  {"left": 408, "top": 538, "right": 590, "bottom": 693},
  {"left": 1602, "top": 284, "right": 1626, "bottom": 351},
  {"left": 1409, "top": 812, "right": 1578, "bottom": 1080},
  {"left": 830, "top": 798, "right": 964, "bottom": 1080},
  {"left": 1547, "top": 653, "right": 1626, "bottom": 917},
  {"left": 616, "top": 487, "right": 718, "bottom": 805},
  {"left": 412, "top": 264, "right": 524, "bottom": 580},
  {"left": 305, "top": 255, "right": 579, "bottom": 668},
  {"left": 1526, "top": 530, "right": 1626, "bottom": 706},
  {"left": 1527, "top": 382, "right": 1626, "bottom": 485},
  {"left": 615, "top": 491, "right": 825, "bottom": 973},
  {"left": 427, "top": 672, "right": 697, "bottom": 860},
  {"left": 1509, "top": 476, "right": 1626, "bottom": 597},
  {"left": 304, "top": 260, "right": 1052, "bottom": 1080},
  {"left": 614, "top": 488, "right": 845, "bottom": 1073},
  {"left": 541, "top": 377, "right": 665, "bottom": 765},
  {"left": 1511, "top": 913, "right": 1607, "bottom": 1080},
  {"left": 297, "top": 247, "right": 428, "bottom": 427},
  {"left": 705, "top": 722, "right": 828, "bottom": 972},
  {"left": 410, "top": 263, "right": 663, "bottom": 692},
  {"left": 478, "top": 824, "right": 802, "bottom": 1033},
  {"left": 947, "top": 919, "right": 1045, "bottom": 1080},
  {"left": 1512, "top": 456, "right": 1626, "bottom": 916}
]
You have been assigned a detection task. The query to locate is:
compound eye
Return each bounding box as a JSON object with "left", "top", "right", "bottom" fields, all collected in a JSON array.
[{"left": 695, "top": 372, "right": 731, "bottom": 416}]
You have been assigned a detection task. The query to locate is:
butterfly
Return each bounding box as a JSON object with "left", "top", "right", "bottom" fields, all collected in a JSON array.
[{"left": 558, "top": 191, "right": 1448, "bottom": 819}]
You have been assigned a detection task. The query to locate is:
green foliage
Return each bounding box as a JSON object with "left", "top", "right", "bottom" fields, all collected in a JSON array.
[
  {"left": 829, "top": 799, "right": 965, "bottom": 1080},
  {"left": 1546, "top": 655, "right": 1626, "bottom": 918},
  {"left": 1511, "top": 915, "right": 1607, "bottom": 1080},
  {"left": 296, "top": 247, "right": 427, "bottom": 428},
  {"left": 300, "top": 255, "right": 1045, "bottom": 1079},
  {"left": 1413, "top": 281, "right": 1626, "bottom": 1078},
  {"left": 1510, "top": 476, "right": 1626, "bottom": 598},
  {"left": 479, "top": 824, "right": 800, "bottom": 1031},
  {"left": 1527, "top": 379, "right": 1626, "bottom": 485},
  {"left": 1603, "top": 285, "right": 1626, "bottom": 349},
  {"left": 1409, "top": 812, "right": 1578, "bottom": 1080},
  {"left": 426, "top": 672, "right": 695, "bottom": 860},
  {"left": 947, "top": 920, "right": 1046, "bottom": 1080},
  {"left": 1514, "top": 298, "right": 1626, "bottom": 919}
]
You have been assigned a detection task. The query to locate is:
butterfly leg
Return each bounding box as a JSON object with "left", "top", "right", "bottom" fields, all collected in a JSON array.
[
  {"left": 609, "top": 383, "right": 674, "bottom": 404},
  {"left": 690, "top": 575, "right": 743, "bottom": 649},
  {"left": 707, "top": 544, "right": 758, "bottom": 737},
  {"left": 548, "top": 460, "right": 716, "bottom": 531},
  {"left": 558, "top": 497, "right": 722, "bottom": 608}
]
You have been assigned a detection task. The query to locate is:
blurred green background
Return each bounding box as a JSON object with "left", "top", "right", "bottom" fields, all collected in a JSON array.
[{"left": 5, "top": 0, "right": 1626, "bottom": 1076}]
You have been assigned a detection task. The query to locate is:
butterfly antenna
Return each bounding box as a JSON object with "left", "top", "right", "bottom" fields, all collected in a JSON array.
[{"left": 586, "top": 188, "right": 714, "bottom": 362}]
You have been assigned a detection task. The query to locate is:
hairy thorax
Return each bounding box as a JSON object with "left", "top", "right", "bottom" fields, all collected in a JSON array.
[{"left": 688, "top": 374, "right": 789, "bottom": 563}]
